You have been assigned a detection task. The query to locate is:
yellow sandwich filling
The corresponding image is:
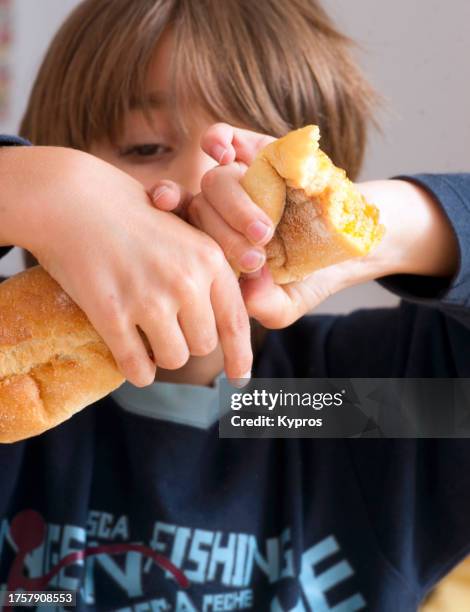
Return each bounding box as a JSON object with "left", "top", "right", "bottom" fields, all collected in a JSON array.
[{"left": 321, "top": 168, "right": 384, "bottom": 255}]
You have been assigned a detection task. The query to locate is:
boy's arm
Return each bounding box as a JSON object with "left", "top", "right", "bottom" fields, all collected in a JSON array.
[
  {"left": 0, "top": 143, "right": 252, "bottom": 385},
  {"left": 260, "top": 173, "right": 470, "bottom": 378},
  {"left": 153, "top": 124, "right": 466, "bottom": 330},
  {"left": 376, "top": 173, "right": 470, "bottom": 327},
  {"left": 0, "top": 134, "right": 31, "bottom": 260}
]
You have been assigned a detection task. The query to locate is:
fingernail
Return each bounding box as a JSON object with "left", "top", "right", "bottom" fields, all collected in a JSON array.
[
  {"left": 151, "top": 186, "right": 169, "bottom": 202},
  {"left": 247, "top": 220, "right": 272, "bottom": 244},
  {"left": 240, "top": 249, "right": 265, "bottom": 272},
  {"left": 230, "top": 370, "right": 252, "bottom": 388},
  {"left": 212, "top": 144, "right": 228, "bottom": 164}
]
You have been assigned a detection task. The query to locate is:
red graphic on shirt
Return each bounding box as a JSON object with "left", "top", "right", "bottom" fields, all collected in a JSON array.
[{"left": 3, "top": 509, "right": 189, "bottom": 609}]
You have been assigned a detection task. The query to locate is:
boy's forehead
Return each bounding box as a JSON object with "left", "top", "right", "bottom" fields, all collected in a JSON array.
[
  {"left": 146, "top": 27, "right": 174, "bottom": 91},
  {"left": 129, "top": 90, "right": 167, "bottom": 111},
  {"left": 125, "top": 88, "right": 219, "bottom": 141}
]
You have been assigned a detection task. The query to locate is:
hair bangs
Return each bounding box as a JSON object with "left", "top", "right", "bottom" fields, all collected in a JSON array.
[{"left": 169, "top": 0, "right": 292, "bottom": 140}]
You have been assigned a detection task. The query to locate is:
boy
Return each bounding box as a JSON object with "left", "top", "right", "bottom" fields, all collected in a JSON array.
[{"left": 0, "top": 1, "right": 469, "bottom": 610}]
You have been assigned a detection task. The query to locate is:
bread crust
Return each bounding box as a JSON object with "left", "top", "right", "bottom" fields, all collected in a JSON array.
[
  {"left": 0, "top": 266, "right": 124, "bottom": 443},
  {"left": 241, "top": 125, "right": 384, "bottom": 284}
]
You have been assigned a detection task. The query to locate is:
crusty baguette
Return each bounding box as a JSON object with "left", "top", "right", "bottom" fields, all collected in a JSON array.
[
  {"left": 241, "top": 125, "right": 384, "bottom": 284},
  {"left": 0, "top": 266, "right": 125, "bottom": 443}
]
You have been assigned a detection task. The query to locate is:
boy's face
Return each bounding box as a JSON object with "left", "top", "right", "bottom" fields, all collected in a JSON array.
[{"left": 90, "top": 30, "right": 217, "bottom": 195}]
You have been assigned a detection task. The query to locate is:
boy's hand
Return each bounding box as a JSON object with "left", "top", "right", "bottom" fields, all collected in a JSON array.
[
  {"left": 0, "top": 146, "right": 252, "bottom": 385},
  {"left": 148, "top": 124, "right": 276, "bottom": 275},
  {"left": 150, "top": 123, "right": 458, "bottom": 329}
]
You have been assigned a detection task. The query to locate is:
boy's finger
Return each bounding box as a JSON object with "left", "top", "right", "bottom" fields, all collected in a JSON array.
[
  {"left": 97, "top": 315, "right": 157, "bottom": 387},
  {"left": 242, "top": 265, "right": 341, "bottom": 329},
  {"left": 189, "top": 199, "right": 266, "bottom": 273},
  {"left": 240, "top": 266, "right": 298, "bottom": 329},
  {"left": 148, "top": 180, "right": 193, "bottom": 218},
  {"left": 211, "top": 269, "right": 253, "bottom": 380},
  {"left": 200, "top": 123, "right": 237, "bottom": 165},
  {"left": 139, "top": 311, "right": 190, "bottom": 371},
  {"left": 178, "top": 296, "right": 219, "bottom": 357},
  {"left": 200, "top": 165, "right": 273, "bottom": 245},
  {"left": 232, "top": 128, "right": 276, "bottom": 165},
  {"left": 201, "top": 122, "right": 275, "bottom": 166}
]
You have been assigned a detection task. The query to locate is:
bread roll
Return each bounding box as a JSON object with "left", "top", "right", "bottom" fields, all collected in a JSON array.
[
  {"left": 241, "top": 125, "right": 384, "bottom": 284},
  {"left": 0, "top": 266, "right": 124, "bottom": 443}
]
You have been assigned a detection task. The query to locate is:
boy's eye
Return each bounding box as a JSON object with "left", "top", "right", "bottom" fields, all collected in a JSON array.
[{"left": 119, "top": 143, "right": 172, "bottom": 159}]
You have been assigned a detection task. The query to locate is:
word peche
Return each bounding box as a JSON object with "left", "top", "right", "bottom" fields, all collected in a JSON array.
[{"left": 230, "top": 390, "right": 344, "bottom": 411}]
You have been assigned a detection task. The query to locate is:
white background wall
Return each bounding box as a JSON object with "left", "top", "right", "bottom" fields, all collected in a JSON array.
[{"left": 1, "top": 0, "right": 469, "bottom": 314}]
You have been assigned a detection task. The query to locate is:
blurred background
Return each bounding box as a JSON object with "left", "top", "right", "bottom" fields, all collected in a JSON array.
[{"left": 0, "top": 0, "right": 469, "bottom": 315}]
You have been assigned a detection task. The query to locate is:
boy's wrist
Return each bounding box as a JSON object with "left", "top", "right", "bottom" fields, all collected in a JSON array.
[{"left": 358, "top": 179, "right": 459, "bottom": 282}]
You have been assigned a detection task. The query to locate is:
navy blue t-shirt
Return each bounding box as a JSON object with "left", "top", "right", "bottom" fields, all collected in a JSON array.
[{"left": 0, "top": 135, "right": 469, "bottom": 611}]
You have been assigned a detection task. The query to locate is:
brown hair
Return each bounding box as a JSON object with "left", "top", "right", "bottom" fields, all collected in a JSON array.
[{"left": 20, "top": 0, "right": 376, "bottom": 180}]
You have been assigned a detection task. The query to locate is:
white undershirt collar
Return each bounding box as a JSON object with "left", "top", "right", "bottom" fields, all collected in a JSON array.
[{"left": 111, "top": 372, "right": 226, "bottom": 430}]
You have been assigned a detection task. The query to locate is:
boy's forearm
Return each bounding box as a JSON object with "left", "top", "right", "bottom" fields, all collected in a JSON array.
[
  {"left": 0, "top": 145, "right": 88, "bottom": 257},
  {"left": 0, "top": 145, "right": 44, "bottom": 251}
]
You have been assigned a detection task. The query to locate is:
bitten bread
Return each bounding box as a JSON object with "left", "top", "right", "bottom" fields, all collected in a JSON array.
[
  {"left": 0, "top": 266, "right": 125, "bottom": 443},
  {"left": 241, "top": 125, "right": 384, "bottom": 284}
]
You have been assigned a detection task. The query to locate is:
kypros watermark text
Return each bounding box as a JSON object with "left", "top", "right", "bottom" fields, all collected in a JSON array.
[{"left": 219, "top": 378, "right": 470, "bottom": 438}]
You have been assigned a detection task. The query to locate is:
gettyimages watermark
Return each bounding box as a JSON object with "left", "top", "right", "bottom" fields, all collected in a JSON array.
[{"left": 218, "top": 378, "right": 470, "bottom": 438}]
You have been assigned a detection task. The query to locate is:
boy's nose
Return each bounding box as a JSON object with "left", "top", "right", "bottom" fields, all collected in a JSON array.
[{"left": 173, "top": 148, "right": 218, "bottom": 195}]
